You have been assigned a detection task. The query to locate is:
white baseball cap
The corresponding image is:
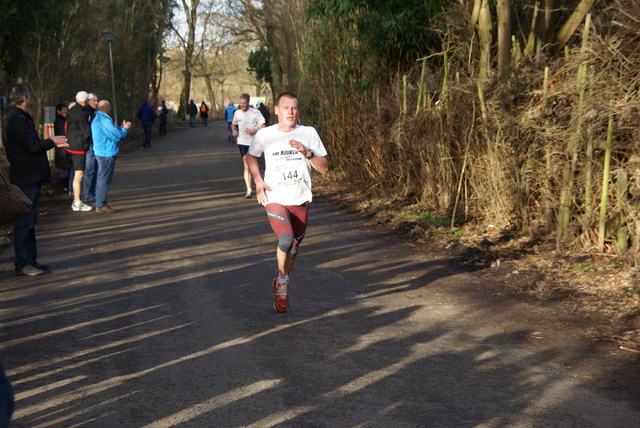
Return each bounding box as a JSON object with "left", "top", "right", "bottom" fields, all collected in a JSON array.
[{"left": 75, "top": 91, "right": 88, "bottom": 102}]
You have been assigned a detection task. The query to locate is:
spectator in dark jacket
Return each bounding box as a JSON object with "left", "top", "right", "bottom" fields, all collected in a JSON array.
[
  {"left": 257, "top": 100, "right": 271, "bottom": 126},
  {"left": 158, "top": 101, "right": 168, "bottom": 136},
  {"left": 66, "top": 91, "right": 93, "bottom": 212},
  {"left": 1, "top": 84, "right": 69, "bottom": 276},
  {"left": 187, "top": 99, "right": 198, "bottom": 128},
  {"left": 138, "top": 99, "right": 157, "bottom": 148},
  {"left": 53, "top": 103, "right": 71, "bottom": 193}
]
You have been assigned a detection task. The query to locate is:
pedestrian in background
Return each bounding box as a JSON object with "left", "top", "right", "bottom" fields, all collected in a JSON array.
[
  {"left": 138, "top": 98, "right": 156, "bottom": 148},
  {"left": 158, "top": 101, "right": 168, "bottom": 136},
  {"left": 53, "top": 102, "right": 71, "bottom": 194},
  {"left": 2, "top": 83, "right": 69, "bottom": 276},
  {"left": 257, "top": 100, "right": 271, "bottom": 126},
  {"left": 91, "top": 100, "right": 131, "bottom": 213},
  {"left": 187, "top": 99, "right": 198, "bottom": 128},
  {"left": 224, "top": 100, "right": 237, "bottom": 143},
  {"left": 199, "top": 101, "right": 209, "bottom": 126}
]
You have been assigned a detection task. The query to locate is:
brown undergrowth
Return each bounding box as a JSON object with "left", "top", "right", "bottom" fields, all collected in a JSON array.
[{"left": 313, "top": 172, "right": 640, "bottom": 349}]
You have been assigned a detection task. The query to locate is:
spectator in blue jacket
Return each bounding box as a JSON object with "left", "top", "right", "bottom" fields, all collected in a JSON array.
[
  {"left": 224, "top": 100, "right": 237, "bottom": 143},
  {"left": 92, "top": 100, "right": 131, "bottom": 213},
  {"left": 137, "top": 99, "right": 156, "bottom": 148}
]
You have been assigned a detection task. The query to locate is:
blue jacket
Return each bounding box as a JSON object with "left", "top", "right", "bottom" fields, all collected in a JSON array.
[
  {"left": 137, "top": 102, "right": 156, "bottom": 123},
  {"left": 91, "top": 111, "right": 128, "bottom": 157},
  {"left": 224, "top": 105, "right": 237, "bottom": 122}
]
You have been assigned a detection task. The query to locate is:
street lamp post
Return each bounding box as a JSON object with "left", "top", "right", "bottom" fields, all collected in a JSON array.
[
  {"left": 160, "top": 56, "right": 170, "bottom": 103},
  {"left": 101, "top": 31, "right": 118, "bottom": 124}
]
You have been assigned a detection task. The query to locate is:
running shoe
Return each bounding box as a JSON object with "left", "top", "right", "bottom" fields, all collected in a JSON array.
[
  {"left": 272, "top": 278, "right": 289, "bottom": 313},
  {"left": 72, "top": 201, "right": 93, "bottom": 212}
]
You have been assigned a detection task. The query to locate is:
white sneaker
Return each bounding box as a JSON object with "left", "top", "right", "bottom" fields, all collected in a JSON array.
[
  {"left": 72, "top": 201, "right": 93, "bottom": 212},
  {"left": 245, "top": 189, "right": 252, "bottom": 199}
]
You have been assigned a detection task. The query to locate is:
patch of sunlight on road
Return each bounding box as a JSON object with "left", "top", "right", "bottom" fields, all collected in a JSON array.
[
  {"left": 29, "top": 390, "right": 140, "bottom": 428},
  {"left": 244, "top": 351, "right": 426, "bottom": 428},
  {"left": 144, "top": 380, "right": 283, "bottom": 428},
  {"left": 11, "top": 349, "right": 133, "bottom": 386},
  {"left": 14, "top": 376, "right": 86, "bottom": 400},
  {"left": 2, "top": 305, "right": 164, "bottom": 348},
  {"left": 8, "top": 324, "right": 191, "bottom": 377},
  {"left": 13, "top": 304, "right": 381, "bottom": 424}
]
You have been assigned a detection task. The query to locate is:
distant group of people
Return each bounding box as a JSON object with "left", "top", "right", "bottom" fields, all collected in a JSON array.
[{"left": 186, "top": 99, "right": 210, "bottom": 128}]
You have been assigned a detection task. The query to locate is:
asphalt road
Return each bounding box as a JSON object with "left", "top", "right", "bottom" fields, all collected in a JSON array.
[{"left": 1, "top": 121, "right": 639, "bottom": 427}]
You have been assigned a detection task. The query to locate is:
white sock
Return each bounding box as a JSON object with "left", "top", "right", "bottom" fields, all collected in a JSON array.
[{"left": 278, "top": 275, "right": 289, "bottom": 284}]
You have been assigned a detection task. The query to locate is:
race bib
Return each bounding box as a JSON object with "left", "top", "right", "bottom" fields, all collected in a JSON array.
[{"left": 274, "top": 155, "right": 304, "bottom": 187}]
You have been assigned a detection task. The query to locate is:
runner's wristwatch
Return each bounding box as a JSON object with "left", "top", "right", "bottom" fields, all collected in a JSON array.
[{"left": 306, "top": 151, "right": 315, "bottom": 160}]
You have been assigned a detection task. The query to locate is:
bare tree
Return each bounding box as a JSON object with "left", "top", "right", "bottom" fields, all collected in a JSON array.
[
  {"left": 496, "top": 0, "right": 511, "bottom": 80},
  {"left": 170, "top": 0, "right": 202, "bottom": 118}
]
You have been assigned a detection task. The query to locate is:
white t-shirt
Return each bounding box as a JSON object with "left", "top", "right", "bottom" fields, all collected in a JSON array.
[
  {"left": 232, "top": 107, "right": 265, "bottom": 146},
  {"left": 249, "top": 124, "right": 328, "bottom": 206}
]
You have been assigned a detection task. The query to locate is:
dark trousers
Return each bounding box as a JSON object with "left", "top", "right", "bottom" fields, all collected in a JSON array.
[
  {"left": 159, "top": 119, "right": 167, "bottom": 136},
  {"left": 81, "top": 143, "right": 97, "bottom": 201},
  {"left": 14, "top": 185, "right": 41, "bottom": 271},
  {"left": 142, "top": 122, "right": 153, "bottom": 147}
]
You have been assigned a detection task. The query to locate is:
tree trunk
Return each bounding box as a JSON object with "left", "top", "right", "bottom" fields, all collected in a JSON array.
[
  {"left": 176, "top": 0, "right": 199, "bottom": 119},
  {"left": 554, "top": 0, "right": 595, "bottom": 48},
  {"left": 476, "top": 0, "right": 492, "bottom": 79},
  {"left": 496, "top": 0, "right": 511, "bottom": 80}
]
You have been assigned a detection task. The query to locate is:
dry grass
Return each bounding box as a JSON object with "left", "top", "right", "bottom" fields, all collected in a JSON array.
[{"left": 307, "top": 2, "right": 640, "bottom": 346}]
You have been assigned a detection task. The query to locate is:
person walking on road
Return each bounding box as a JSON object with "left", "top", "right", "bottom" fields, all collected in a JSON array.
[
  {"left": 199, "top": 101, "right": 209, "bottom": 126},
  {"left": 187, "top": 99, "right": 198, "bottom": 128},
  {"left": 247, "top": 91, "right": 329, "bottom": 312},
  {"left": 158, "top": 101, "right": 168, "bottom": 136},
  {"left": 233, "top": 93, "right": 265, "bottom": 198},
  {"left": 2, "top": 83, "right": 69, "bottom": 276},
  {"left": 224, "top": 100, "right": 237, "bottom": 143},
  {"left": 138, "top": 99, "right": 156, "bottom": 148},
  {"left": 91, "top": 100, "right": 131, "bottom": 213}
]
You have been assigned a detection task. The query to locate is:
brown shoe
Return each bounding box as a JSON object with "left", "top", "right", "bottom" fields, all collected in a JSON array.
[
  {"left": 96, "top": 205, "right": 117, "bottom": 213},
  {"left": 15, "top": 265, "right": 44, "bottom": 276}
]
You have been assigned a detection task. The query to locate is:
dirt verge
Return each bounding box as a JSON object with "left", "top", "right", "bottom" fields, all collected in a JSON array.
[{"left": 313, "top": 174, "right": 640, "bottom": 350}]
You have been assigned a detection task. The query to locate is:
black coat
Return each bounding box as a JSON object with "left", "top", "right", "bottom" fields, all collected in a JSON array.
[
  {"left": 54, "top": 113, "right": 72, "bottom": 169},
  {"left": 66, "top": 103, "right": 91, "bottom": 153},
  {"left": 2, "top": 106, "right": 55, "bottom": 186}
]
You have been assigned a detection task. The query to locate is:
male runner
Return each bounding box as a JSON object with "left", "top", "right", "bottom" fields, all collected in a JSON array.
[
  {"left": 247, "top": 92, "right": 329, "bottom": 312},
  {"left": 232, "top": 93, "right": 265, "bottom": 198}
]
